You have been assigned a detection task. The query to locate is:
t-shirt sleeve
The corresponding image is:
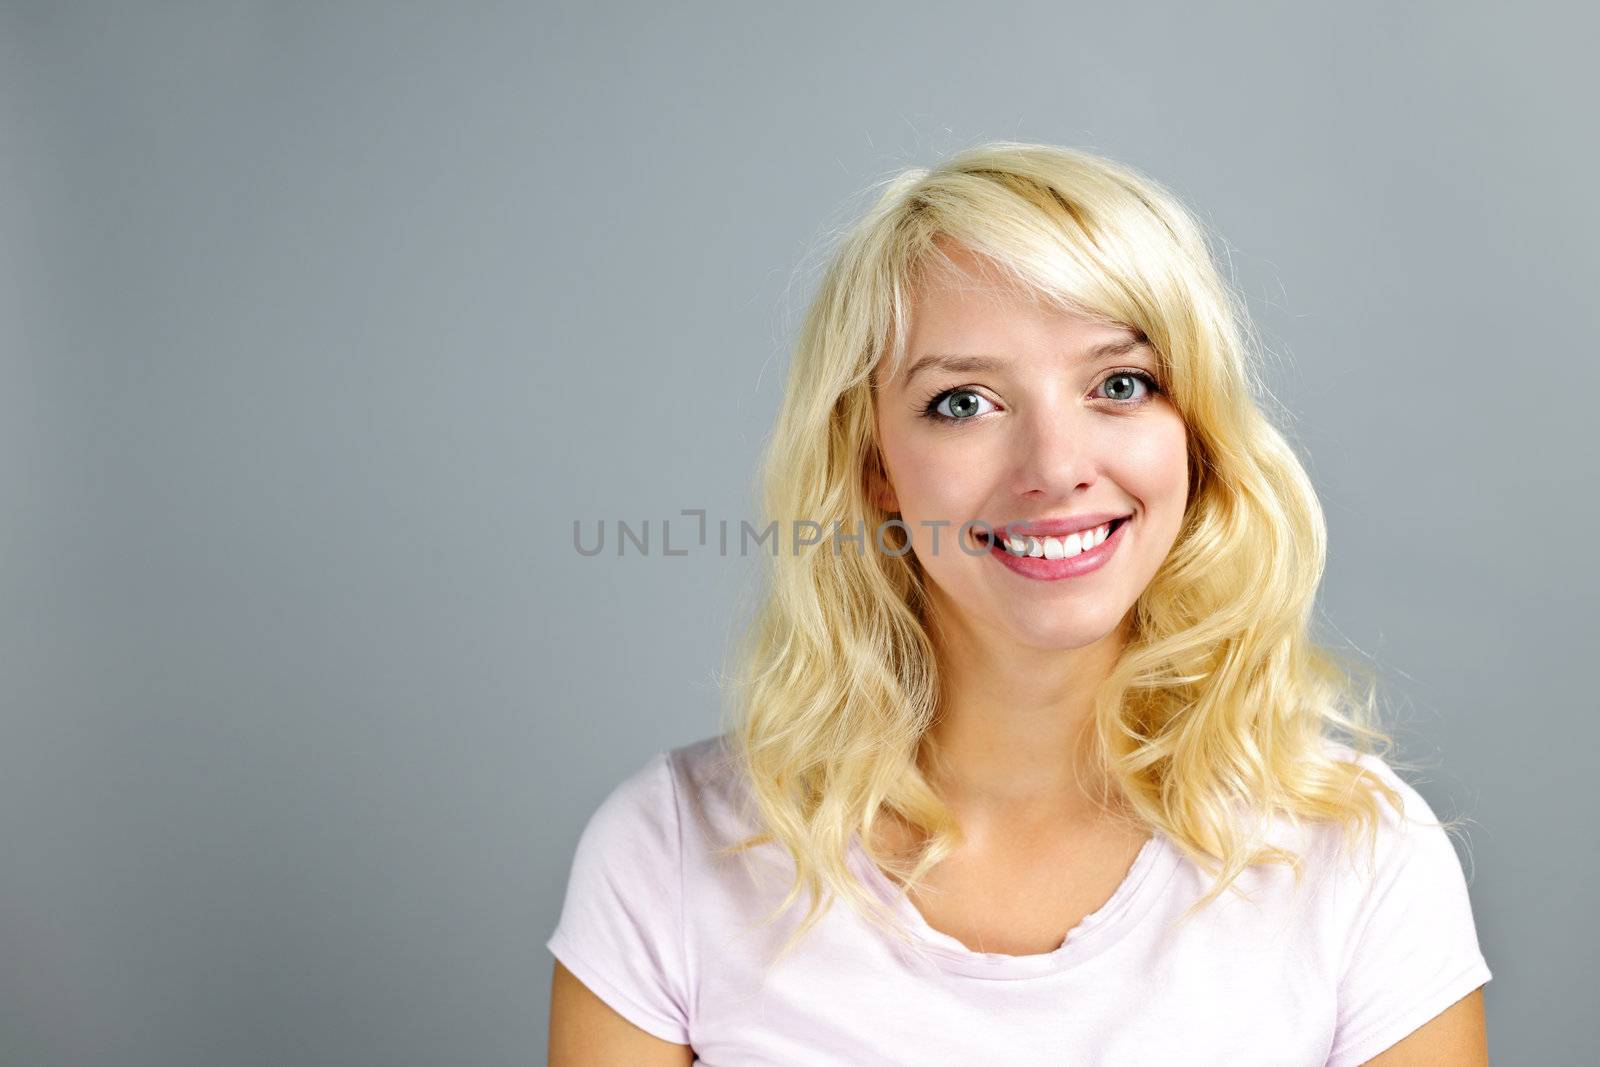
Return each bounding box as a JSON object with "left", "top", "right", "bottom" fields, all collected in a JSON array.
[
  {"left": 546, "top": 750, "right": 691, "bottom": 1045},
  {"left": 1324, "top": 752, "right": 1492, "bottom": 1067}
]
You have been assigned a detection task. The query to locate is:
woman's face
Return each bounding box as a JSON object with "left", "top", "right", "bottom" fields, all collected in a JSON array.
[{"left": 871, "top": 243, "right": 1190, "bottom": 651}]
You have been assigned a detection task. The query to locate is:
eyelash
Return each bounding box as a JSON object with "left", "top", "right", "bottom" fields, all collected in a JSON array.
[{"left": 918, "top": 369, "right": 1163, "bottom": 424}]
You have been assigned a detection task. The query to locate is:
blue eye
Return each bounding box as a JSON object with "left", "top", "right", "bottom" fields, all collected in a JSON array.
[
  {"left": 919, "top": 371, "right": 1162, "bottom": 425},
  {"left": 922, "top": 388, "right": 997, "bottom": 423},
  {"left": 1097, "top": 370, "right": 1160, "bottom": 402}
]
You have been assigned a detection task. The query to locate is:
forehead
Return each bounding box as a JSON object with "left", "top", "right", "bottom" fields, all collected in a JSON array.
[{"left": 881, "top": 245, "right": 1147, "bottom": 389}]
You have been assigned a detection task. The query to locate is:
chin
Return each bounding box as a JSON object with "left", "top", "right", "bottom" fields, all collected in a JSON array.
[{"left": 1006, "top": 619, "right": 1120, "bottom": 653}]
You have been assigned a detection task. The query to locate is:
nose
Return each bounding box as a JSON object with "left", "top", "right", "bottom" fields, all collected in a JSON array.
[{"left": 1009, "top": 401, "right": 1099, "bottom": 503}]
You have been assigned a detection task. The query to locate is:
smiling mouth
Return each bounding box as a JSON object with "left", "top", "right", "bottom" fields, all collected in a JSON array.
[{"left": 974, "top": 515, "right": 1131, "bottom": 555}]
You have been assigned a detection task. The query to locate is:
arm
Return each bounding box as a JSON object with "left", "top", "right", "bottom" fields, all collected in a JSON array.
[
  {"left": 549, "top": 960, "right": 696, "bottom": 1066},
  {"left": 1358, "top": 985, "right": 1488, "bottom": 1066},
  {"left": 546, "top": 751, "right": 696, "bottom": 1056},
  {"left": 1323, "top": 750, "right": 1493, "bottom": 1067}
]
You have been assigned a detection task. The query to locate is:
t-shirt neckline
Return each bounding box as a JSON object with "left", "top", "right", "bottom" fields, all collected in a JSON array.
[{"left": 846, "top": 826, "right": 1182, "bottom": 980}]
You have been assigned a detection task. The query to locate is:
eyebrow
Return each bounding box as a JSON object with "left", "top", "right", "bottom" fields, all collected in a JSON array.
[{"left": 901, "top": 336, "right": 1153, "bottom": 387}]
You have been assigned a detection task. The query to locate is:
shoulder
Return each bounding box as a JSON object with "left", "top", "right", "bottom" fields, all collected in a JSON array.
[
  {"left": 572, "top": 733, "right": 744, "bottom": 860},
  {"left": 1313, "top": 738, "right": 1469, "bottom": 876},
  {"left": 546, "top": 737, "right": 735, "bottom": 1045},
  {"left": 573, "top": 749, "right": 680, "bottom": 858},
  {"left": 1295, "top": 737, "right": 1484, "bottom": 931},
  {"left": 1317, "top": 736, "right": 1420, "bottom": 801},
  {"left": 1308, "top": 740, "right": 1492, "bottom": 1066},
  {"left": 667, "top": 732, "right": 743, "bottom": 808}
]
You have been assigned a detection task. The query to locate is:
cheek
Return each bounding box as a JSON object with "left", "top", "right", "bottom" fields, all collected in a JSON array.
[
  {"left": 882, "top": 432, "right": 987, "bottom": 512},
  {"left": 1115, "top": 416, "right": 1190, "bottom": 504}
]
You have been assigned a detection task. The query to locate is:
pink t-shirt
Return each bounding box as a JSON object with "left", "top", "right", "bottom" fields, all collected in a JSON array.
[{"left": 547, "top": 733, "right": 1491, "bottom": 1064}]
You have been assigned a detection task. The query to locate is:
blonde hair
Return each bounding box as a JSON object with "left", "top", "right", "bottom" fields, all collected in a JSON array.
[{"left": 714, "top": 141, "right": 1421, "bottom": 971}]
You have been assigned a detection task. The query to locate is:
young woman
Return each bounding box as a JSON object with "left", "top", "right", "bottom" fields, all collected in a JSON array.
[{"left": 547, "top": 142, "right": 1492, "bottom": 1065}]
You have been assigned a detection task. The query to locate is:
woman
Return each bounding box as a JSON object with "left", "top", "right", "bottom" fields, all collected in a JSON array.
[{"left": 547, "top": 142, "right": 1491, "bottom": 1064}]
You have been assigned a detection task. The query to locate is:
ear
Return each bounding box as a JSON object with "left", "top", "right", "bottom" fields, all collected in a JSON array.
[{"left": 866, "top": 448, "right": 899, "bottom": 514}]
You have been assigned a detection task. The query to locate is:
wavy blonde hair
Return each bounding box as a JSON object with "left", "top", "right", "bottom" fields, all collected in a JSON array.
[{"left": 714, "top": 141, "right": 1421, "bottom": 972}]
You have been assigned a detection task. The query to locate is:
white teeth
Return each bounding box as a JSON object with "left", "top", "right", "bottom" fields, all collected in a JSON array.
[{"left": 1001, "top": 522, "right": 1114, "bottom": 560}]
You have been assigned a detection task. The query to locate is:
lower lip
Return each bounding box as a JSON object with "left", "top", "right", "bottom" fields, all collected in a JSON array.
[{"left": 981, "top": 519, "right": 1130, "bottom": 581}]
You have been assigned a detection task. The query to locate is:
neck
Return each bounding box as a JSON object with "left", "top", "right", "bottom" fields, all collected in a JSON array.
[{"left": 918, "top": 597, "right": 1132, "bottom": 828}]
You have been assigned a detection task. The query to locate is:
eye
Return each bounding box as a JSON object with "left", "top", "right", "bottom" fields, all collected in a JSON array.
[
  {"left": 922, "top": 388, "right": 997, "bottom": 423},
  {"left": 1096, "top": 370, "right": 1161, "bottom": 403}
]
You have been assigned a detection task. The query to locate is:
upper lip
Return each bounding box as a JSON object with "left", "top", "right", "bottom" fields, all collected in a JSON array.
[{"left": 990, "top": 512, "right": 1132, "bottom": 541}]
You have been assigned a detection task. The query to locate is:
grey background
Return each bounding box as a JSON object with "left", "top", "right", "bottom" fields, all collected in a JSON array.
[{"left": 3, "top": 2, "right": 1594, "bottom": 1063}]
